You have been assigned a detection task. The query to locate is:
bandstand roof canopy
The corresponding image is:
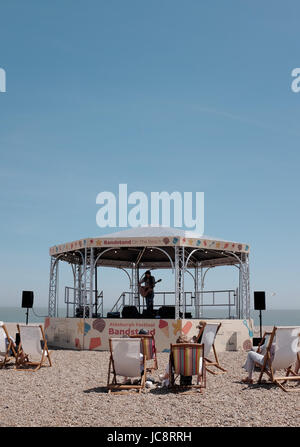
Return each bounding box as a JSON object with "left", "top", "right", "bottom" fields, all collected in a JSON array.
[{"left": 49, "top": 226, "right": 250, "bottom": 269}]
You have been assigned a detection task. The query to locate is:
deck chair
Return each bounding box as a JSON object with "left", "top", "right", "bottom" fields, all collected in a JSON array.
[
  {"left": 169, "top": 343, "right": 206, "bottom": 393},
  {"left": 0, "top": 323, "right": 17, "bottom": 368},
  {"left": 107, "top": 338, "right": 146, "bottom": 394},
  {"left": 129, "top": 334, "right": 158, "bottom": 372},
  {"left": 258, "top": 326, "right": 300, "bottom": 392},
  {"left": 15, "top": 324, "right": 52, "bottom": 372},
  {"left": 198, "top": 323, "right": 227, "bottom": 374}
]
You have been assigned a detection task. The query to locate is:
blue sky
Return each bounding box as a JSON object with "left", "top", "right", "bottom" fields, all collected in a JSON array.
[{"left": 0, "top": 1, "right": 299, "bottom": 310}]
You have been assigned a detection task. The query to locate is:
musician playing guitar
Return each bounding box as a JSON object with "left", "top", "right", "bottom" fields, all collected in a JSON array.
[{"left": 139, "top": 270, "right": 156, "bottom": 314}]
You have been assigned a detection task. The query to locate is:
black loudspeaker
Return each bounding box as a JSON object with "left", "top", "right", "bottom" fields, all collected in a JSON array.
[
  {"left": 22, "top": 291, "right": 34, "bottom": 308},
  {"left": 142, "top": 309, "right": 155, "bottom": 318},
  {"left": 158, "top": 306, "right": 175, "bottom": 319},
  {"left": 122, "top": 306, "right": 140, "bottom": 319},
  {"left": 107, "top": 312, "right": 120, "bottom": 318},
  {"left": 254, "top": 291, "right": 266, "bottom": 310}
]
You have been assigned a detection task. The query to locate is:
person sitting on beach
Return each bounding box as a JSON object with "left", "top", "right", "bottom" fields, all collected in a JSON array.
[
  {"left": 159, "top": 334, "right": 194, "bottom": 387},
  {"left": 195, "top": 320, "right": 206, "bottom": 343},
  {"left": 0, "top": 321, "right": 16, "bottom": 356},
  {"left": 241, "top": 337, "right": 275, "bottom": 384}
]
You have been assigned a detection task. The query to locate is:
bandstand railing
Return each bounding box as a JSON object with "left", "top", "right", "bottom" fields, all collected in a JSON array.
[
  {"left": 64, "top": 286, "right": 103, "bottom": 318},
  {"left": 110, "top": 289, "right": 238, "bottom": 319}
]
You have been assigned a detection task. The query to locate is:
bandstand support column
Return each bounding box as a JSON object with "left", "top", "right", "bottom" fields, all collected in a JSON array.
[
  {"left": 175, "top": 246, "right": 185, "bottom": 319},
  {"left": 239, "top": 253, "right": 251, "bottom": 319},
  {"left": 195, "top": 263, "right": 202, "bottom": 319},
  {"left": 134, "top": 266, "right": 140, "bottom": 310},
  {"left": 75, "top": 263, "right": 82, "bottom": 317},
  {"left": 131, "top": 264, "right": 140, "bottom": 308},
  {"left": 48, "top": 256, "right": 58, "bottom": 317},
  {"left": 89, "top": 247, "right": 94, "bottom": 318},
  {"left": 131, "top": 265, "right": 135, "bottom": 306},
  {"left": 83, "top": 247, "right": 94, "bottom": 320}
]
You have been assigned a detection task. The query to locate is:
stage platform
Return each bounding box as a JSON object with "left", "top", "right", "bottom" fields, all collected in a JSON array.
[{"left": 44, "top": 317, "right": 254, "bottom": 352}]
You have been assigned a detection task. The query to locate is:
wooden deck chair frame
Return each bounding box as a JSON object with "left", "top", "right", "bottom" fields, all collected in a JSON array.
[
  {"left": 198, "top": 322, "right": 227, "bottom": 375},
  {"left": 257, "top": 326, "right": 300, "bottom": 392},
  {"left": 15, "top": 324, "right": 52, "bottom": 372},
  {"left": 107, "top": 338, "right": 146, "bottom": 394},
  {"left": 255, "top": 331, "right": 272, "bottom": 354},
  {"left": 0, "top": 324, "right": 17, "bottom": 368},
  {"left": 169, "top": 343, "right": 206, "bottom": 394},
  {"left": 129, "top": 334, "right": 158, "bottom": 372}
]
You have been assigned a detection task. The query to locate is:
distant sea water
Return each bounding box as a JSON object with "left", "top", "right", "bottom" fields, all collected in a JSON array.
[{"left": 0, "top": 306, "right": 299, "bottom": 328}]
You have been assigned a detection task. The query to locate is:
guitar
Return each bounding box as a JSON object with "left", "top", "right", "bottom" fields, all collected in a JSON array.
[{"left": 139, "top": 279, "right": 162, "bottom": 297}]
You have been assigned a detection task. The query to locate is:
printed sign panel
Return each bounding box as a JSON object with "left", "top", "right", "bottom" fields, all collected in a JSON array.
[{"left": 45, "top": 317, "right": 253, "bottom": 353}]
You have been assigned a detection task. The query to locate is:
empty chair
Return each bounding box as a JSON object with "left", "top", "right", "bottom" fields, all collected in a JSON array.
[
  {"left": 169, "top": 343, "right": 206, "bottom": 393},
  {"left": 0, "top": 322, "right": 17, "bottom": 368},
  {"left": 258, "top": 326, "right": 300, "bottom": 392},
  {"left": 107, "top": 338, "right": 146, "bottom": 394},
  {"left": 197, "top": 322, "right": 227, "bottom": 374},
  {"left": 15, "top": 324, "right": 52, "bottom": 372}
]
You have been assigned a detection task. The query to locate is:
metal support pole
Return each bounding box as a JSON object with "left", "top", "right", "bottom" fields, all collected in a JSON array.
[
  {"left": 194, "top": 262, "right": 203, "bottom": 319},
  {"left": 259, "top": 309, "right": 262, "bottom": 338},
  {"left": 175, "top": 246, "right": 185, "bottom": 319},
  {"left": 75, "top": 263, "right": 82, "bottom": 317},
  {"left": 48, "top": 256, "right": 58, "bottom": 317},
  {"left": 131, "top": 265, "right": 135, "bottom": 306},
  {"left": 239, "top": 253, "right": 251, "bottom": 319},
  {"left": 83, "top": 247, "right": 90, "bottom": 319},
  {"left": 95, "top": 265, "right": 98, "bottom": 318},
  {"left": 194, "top": 266, "right": 198, "bottom": 313},
  {"left": 134, "top": 266, "right": 140, "bottom": 310},
  {"left": 89, "top": 247, "right": 94, "bottom": 318}
]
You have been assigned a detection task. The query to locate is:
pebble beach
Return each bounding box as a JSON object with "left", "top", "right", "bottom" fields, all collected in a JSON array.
[{"left": 0, "top": 347, "right": 299, "bottom": 427}]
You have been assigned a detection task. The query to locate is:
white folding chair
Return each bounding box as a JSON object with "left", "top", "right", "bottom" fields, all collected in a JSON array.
[
  {"left": 15, "top": 324, "right": 52, "bottom": 371},
  {"left": 107, "top": 338, "right": 146, "bottom": 394},
  {"left": 201, "top": 323, "right": 227, "bottom": 374},
  {"left": 0, "top": 322, "right": 17, "bottom": 368},
  {"left": 258, "top": 326, "right": 300, "bottom": 392}
]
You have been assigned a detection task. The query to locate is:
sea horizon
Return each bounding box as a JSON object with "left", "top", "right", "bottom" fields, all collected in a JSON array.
[{"left": 0, "top": 306, "right": 299, "bottom": 328}]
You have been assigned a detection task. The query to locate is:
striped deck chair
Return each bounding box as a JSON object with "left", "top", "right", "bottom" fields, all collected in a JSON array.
[
  {"left": 200, "top": 323, "right": 226, "bottom": 375},
  {"left": 258, "top": 326, "right": 300, "bottom": 392},
  {"left": 0, "top": 323, "right": 17, "bottom": 368},
  {"left": 15, "top": 324, "right": 52, "bottom": 372},
  {"left": 169, "top": 343, "right": 206, "bottom": 393},
  {"left": 107, "top": 338, "right": 146, "bottom": 394},
  {"left": 129, "top": 334, "right": 158, "bottom": 372}
]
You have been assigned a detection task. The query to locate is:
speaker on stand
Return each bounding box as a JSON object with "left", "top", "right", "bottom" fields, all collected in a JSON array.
[
  {"left": 253, "top": 291, "right": 266, "bottom": 345},
  {"left": 22, "top": 291, "right": 34, "bottom": 325},
  {"left": 122, "top": 306, "right": 140, "bottom": 319}
]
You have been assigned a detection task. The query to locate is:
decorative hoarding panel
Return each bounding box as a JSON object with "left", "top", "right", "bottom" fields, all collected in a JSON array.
[
  {"left": 45, "top": 317, "right": 253, "bottom": 353},
  {"left": 44, "top": 317, "right": 84, "bottom": 350}
]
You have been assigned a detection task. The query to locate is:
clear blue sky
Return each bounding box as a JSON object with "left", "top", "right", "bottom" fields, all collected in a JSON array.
[{"left": 0, "top": 1, "right": 299, "bottom": 310}]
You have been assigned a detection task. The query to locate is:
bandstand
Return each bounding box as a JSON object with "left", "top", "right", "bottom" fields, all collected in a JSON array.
[{"left": 45, "top": 227, "right": 253, "bottom": 352}]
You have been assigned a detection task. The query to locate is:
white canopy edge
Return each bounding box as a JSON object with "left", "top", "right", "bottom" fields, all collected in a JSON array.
[{"left": 49, "top": 226, "right": 250, "bottom": 256}]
